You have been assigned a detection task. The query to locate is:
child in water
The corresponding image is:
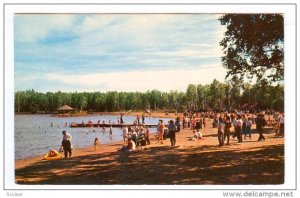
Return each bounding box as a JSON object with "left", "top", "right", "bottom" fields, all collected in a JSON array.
[
  {"left": 94, "top": 137, "right": 100, "bottom": 151},
  {"left": 109, "top": 126, "right": 113, "bottom": 136}
]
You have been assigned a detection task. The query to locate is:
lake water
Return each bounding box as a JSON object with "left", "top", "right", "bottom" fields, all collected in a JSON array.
[{"left": 15, "top": 114, "right": 170, "bottom": 160}]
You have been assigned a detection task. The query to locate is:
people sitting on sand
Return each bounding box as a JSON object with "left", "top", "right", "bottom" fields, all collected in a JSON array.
[
  {"left": 94, "top": 137, "right": 100, "bottom": 151},
  {"left": 191, "top": 129, "right": 203, "bottom": 140},
  {"left": 118, "top": 137, "right": 136, "bottom": 152},
  {"left": 187, "top": 129, "right": 203, "bottom": 141}
]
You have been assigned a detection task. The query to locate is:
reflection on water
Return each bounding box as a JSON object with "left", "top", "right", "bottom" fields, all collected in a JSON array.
[{"left": 15, "top": 114, "right": 170, "bottom": 160}]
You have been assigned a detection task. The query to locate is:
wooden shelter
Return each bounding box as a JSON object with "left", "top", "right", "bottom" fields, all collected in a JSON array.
[{"left": 57, "top": 105, "right": 75, "bottom": 114}]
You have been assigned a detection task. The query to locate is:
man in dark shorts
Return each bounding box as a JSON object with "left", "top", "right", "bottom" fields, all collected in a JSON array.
[{"left": 62, "top": 130, "right": 72, "bottom": 158}]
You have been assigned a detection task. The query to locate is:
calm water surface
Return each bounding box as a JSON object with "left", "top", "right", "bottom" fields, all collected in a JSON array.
[{"left": 15, "top": 114, "right": 170, "bottom": 160}]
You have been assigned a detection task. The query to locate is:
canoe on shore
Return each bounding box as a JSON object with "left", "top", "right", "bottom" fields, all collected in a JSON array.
[{"left": 69, "top": 123, "right": 159, "bottom": 128}]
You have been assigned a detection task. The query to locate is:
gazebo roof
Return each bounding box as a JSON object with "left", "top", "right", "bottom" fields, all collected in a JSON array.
[{"left": 57, "top": 105, "right": 75, "bottom": 111}]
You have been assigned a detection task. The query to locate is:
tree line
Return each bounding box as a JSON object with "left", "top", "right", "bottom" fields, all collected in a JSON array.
[{"left": 15, "top": 79, "right": 283, "bottom": 114}]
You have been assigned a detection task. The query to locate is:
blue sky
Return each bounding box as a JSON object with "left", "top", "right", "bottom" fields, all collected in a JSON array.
[{"left": 14, "top": 14, "right": 227, "bottom": 92}]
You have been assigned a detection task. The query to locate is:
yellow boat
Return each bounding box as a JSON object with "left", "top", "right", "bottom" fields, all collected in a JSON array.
[{"left": 43, "top": 149, "right": 63, "bottom": 160}]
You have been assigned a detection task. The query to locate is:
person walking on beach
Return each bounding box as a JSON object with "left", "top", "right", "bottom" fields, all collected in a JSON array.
[
  {"left": 61, "top": 130, "right": 72, "bottom": 158},
  {"left": 242, "top": 115, "right": 247, "bottom": 138},
  {"left": 279, "top": 113, "right": 284, "bottom": 137},
  {"left": 175, "top": 117, "right": 181, "bottom": 133},
  {"left": 157, "top": 120, "right": 164, "bottom": 144},
  {"left": 256, "top": 113, "right": 266, "bottom": 141},
  {"left": 224, "top": 116, "right": 232, "bottom": 145},
  {"left": 145, "top": 126, "right": 151, "bottom": 145},
  {"left": 217, "top": 118, "right": 225, "bottom": 146},
  {"left": 168, "top": 120, "right": 177, "bottom": 146},
  {"left": 236, "top": 115, "right": 243, "bottom": 143},
  {"left": 244, "top": 118, "right": 253, "bottom": 140}
]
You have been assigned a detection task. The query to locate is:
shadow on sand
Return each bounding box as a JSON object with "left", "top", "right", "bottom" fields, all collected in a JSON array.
[{"left": 15, "top": 142, "right": 284, "bottom": 185}]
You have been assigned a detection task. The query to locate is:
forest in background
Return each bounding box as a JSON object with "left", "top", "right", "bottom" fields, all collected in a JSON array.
[{"left": 15, "top": 78, "right": 284, "bottom": 114}]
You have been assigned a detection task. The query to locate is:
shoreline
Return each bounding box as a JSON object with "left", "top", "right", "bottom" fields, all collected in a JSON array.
[
  {"left": 15, "top": 117, "right": 284, "bottom": 184},
  {"left": 16, "top": 111, "right": 180, "bottom": 119},
  {"left": 15, "top": 130, "right": 162, "bottom": 169},
  {"left": 15, "top": 138, "right": 127, "bottom": 170},
  {"left": 15, "top": 111, "right": 178, "bottom": 168}
]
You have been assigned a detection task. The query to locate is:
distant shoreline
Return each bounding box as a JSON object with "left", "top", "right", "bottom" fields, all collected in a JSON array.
[{"left": 15, "top": 111, "right": 180, "bottom": 119}]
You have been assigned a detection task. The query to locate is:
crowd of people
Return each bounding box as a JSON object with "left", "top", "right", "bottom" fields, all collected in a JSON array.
[
  {"left": 118, "top": 125, "right": 150, "bottom": 152},
  {"left": 56, "top": 110, "right": 284, "bottom": 158},
  {"left": 210, "top": 111, "right": 284, "bottom": 146}
]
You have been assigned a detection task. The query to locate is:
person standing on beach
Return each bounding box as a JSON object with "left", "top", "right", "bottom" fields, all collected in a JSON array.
[
  {"left": 236, "top": 115, "right": 243, "bottom": 143},
  {"left": 158, "top": 120, "right": 164, "bottom": 144},
  {"left": 244, "top": 118, "right": 253, "bottom": 139},
  {"left": 256, "top": 113, "right": 266, "bottom": 141},
  {"left": 175, "top": 117, "right": 181, "bottom": 133},
  {"left": 217, "top": 118, "right": 225, "bottom": 146},
  {"left": 62, "top": 130, "right": 72, "bottom": 158},
  {"left": 279, "top": 113, "right": 284, "bottom": 137},
  {"left": 224, "top": 116, "right": 232, "bottom": 145},
  {"left": 168, "top": 120, "right": 177, "bottom": 146},
  {"left": 142, "top": 114, "right": 145, "bottom": 124},
  {"left": 122, "top": 125, "right": 128, "bottom": 144},
  {"left": 145, "top": 126, "right": 151, "bottom": 145}
]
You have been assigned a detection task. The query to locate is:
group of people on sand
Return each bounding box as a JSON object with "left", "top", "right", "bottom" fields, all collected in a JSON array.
[
  {"left": 119, "top": 124, "right": 150, "bottom": 152},
  {"left": 119, "top": 118, "right": 182, "bottom": 151},
  {"left": 155, "top": 118, "right": 181, "bottom": 146},
  {"left": 212, "top": 111, "right": 284, "bottom": 146},
  {"left": 50, "top": 110, "right": 284, "bottom": 158}
]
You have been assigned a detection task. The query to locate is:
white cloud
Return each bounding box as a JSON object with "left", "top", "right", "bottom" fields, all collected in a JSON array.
[
  {"left": 14, "top": 14, "right": 228, "bottom": 92},
  {"left": 40, "top": 66, "right": 227, "bottom": 92},
  {"left": 15, "top": 14, "right": 75, "bottom": 42}
]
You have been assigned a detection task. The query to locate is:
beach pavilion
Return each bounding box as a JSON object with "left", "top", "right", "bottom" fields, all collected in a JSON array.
[{"left": 57, "top": 105, "right": 75, "bottom": 114}]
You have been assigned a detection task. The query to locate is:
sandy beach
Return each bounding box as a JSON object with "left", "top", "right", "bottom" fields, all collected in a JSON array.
[{"left": 15, "top": 113, "right": 284, "bottom": 185}]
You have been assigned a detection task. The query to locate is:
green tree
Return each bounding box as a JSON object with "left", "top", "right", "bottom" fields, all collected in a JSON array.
[
  {"left": 219, "top": 14, "right": 284, "bottom": 83},
  {"left": 186, "top": 84, "right": 197, "bottom": 110}
]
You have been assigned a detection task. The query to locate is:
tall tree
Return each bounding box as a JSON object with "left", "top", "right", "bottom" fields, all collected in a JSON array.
[
  {"left": 219, "top": 14, "right": 284, "bottom": 83},
  {"left": 186, "top": 84, "right": 197, "bottom": 110}
]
